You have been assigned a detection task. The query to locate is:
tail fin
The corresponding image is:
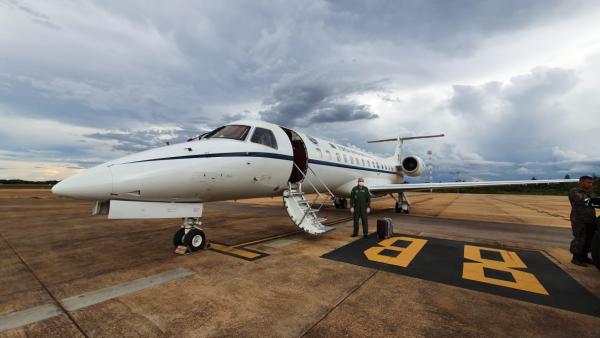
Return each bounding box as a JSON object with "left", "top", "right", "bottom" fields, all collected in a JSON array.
[{"left": 367, "top": 134, "right": 444, "bottom": 163}]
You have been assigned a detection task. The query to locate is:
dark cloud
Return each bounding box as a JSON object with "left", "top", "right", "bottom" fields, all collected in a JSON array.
[
  {"left": 447, "top": 67, "right": 579, "bottom": 163},
  {"left": 327, "top": 0, "right": 588, "bottom": 56},
  {"left": 260, "top": 79, "right": 379, "bottom": 127},
  {"left": 85, "top": 127, "right": 209, "bottom": 153},
  {"left": 449, "top": 82, "right": 502, "bottom": 116},
  {"left": 0, "top": 75, "right": 209, "bottom": 129}
]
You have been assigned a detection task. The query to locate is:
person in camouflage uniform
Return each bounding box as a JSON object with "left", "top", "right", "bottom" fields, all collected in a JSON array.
[
  {"left": 569, "top": 175, "right": 597, "bottom": 267},
  {"left": 350, "top": 177, "right": 371, "bottom": 238}
]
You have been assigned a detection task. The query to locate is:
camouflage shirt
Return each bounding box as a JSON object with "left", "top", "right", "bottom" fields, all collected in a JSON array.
[{"left": 569, "top": 187, "right": 597, "bottom": 223}]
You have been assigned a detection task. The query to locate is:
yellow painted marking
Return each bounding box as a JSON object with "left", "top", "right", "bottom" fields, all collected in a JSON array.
[
  {"left": 364, "top": 237, "right": 427, "bottom": 267},
  {"left": 209, "top": 243, "right": 261, "bottom": 259},
  {"left": 462, "top": 245, "right": 548, "bottom": 295},
  {"left": 233, "top": 231, "right": 302, "bottom": 247}
]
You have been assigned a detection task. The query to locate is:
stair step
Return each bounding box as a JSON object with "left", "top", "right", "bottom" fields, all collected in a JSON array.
[{"left": 283, "top": 183, "right": 335, "bottom": 236}]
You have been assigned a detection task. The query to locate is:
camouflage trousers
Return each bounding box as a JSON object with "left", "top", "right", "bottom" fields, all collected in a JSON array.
[{"left": 570, "top": 221, "right": 597, "bottom": 256}]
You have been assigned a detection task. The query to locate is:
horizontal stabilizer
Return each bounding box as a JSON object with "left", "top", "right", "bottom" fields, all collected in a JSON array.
[
  {"left": 369, "top": 179, "right": 578, "bottom": 193},
  {"left": 368, "top": 134, "right": 445, "bottom": 143}
]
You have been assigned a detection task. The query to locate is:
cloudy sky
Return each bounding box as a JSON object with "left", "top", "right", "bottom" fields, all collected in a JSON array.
[{"left": 1, "top": 0, "right": 599, "bottom": 182}]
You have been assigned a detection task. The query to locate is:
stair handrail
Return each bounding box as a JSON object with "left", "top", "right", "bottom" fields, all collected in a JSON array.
[
  {"left": 306, "top": 166, "right": 335, "bottom": 198},
  {"left": 292, "top": 162, "right": 321, "bottom": 197}
]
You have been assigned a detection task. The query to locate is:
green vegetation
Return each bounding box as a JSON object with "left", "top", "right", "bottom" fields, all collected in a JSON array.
[{"left": 434, "top": 175, "right": 599, "bottom": 196}]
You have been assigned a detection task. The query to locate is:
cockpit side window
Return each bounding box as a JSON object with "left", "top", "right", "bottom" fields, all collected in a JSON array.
[
  {"left": 204, "top": 125, "right": 250, "bottom": 141},
  {"left": 250, "top": 127, "right": 278, "bottom": 149}
]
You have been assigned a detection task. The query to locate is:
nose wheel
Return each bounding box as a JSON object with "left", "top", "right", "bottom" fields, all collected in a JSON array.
[
  {"left": 185, "top": 228, "right": 206, "bottom": 251},
  {"left": 173, "top": 218, "right": 208, "bottom": 253}
]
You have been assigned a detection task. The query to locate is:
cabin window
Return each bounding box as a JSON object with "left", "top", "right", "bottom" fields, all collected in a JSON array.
[
  {"left": 343, "top": 154, "right": 348, "bottom": 163},
  {"left": 350, "top": 156, "right": 354, "bottom": 164},
  {"left": 336, "top": 153, "right": 341, "bottom": 162},
  {"left": 361, "top": 159, "right": 365, "bottom": 167},
  {"left": 316, "top": 148, "right": 323, "bottom": 158},
  {"left": 250, "top": 127, "right": 278, "bottom": 149},
  {"left": 205, "top": 125, "right": 250, "bottom": 141},
  {"left": 326, "top": 150, "right": 332, "bottom": 160}
]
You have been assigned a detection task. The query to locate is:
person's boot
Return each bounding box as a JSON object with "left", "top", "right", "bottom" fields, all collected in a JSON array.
[
  {"left": 351, "top": 234, "right": 358, "bottom": 237},
  {"left": 571, "top": 255, "right": 588, "bottom": 267},
  {"left": 581, "top": 255, "right": 593, "bottom": 264},
  {"left": 363, "top": 234, "right": 368, "bottom": 239}
]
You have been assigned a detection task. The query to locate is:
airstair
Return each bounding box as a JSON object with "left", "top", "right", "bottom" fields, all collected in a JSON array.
[{"left": 283, "top": 164, "right": 336, "bottom": 235}]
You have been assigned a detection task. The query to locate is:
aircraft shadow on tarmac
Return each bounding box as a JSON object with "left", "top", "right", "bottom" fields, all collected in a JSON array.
[{"left": 322, "top": 234, "right": 600, "bottom": 317}]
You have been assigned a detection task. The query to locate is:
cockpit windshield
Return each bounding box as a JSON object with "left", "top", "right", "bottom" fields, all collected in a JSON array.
[{"left": 204, "top": 125, "right": 250, "bottom": 141}]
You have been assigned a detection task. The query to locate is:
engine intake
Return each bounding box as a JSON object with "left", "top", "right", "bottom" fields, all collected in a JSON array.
[{"left": 402, "top": 156, "right": 424, "bottom": 177}]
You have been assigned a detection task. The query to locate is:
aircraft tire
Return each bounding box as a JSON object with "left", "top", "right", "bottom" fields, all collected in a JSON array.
[
  {"left": 592, "top": 230, "right": 600, "bottom": 270},
  {"left": 334, "top": 199, "right": 340, "bottom": 209},
  {"left": 184, "top": 228, "right": 206, "bottom": 251},
  {"left": 341, "top": 199, "right": 348, "bottom": 209},
  {"left": 173, "top": 228, "right": 186, "bottom": 247}
]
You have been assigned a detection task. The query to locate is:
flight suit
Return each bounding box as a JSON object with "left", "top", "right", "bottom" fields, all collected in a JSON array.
[
  {"left": 351, "top": 185, "right": 371, "bottom": 236},
  {"left": 569, "top": 187, "right": 597, "bottom": 258}
]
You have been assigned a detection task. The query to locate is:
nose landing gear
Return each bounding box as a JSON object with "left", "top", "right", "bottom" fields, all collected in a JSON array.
[{"left": 173, "top": 217, "right": 208, "bottom": 253}]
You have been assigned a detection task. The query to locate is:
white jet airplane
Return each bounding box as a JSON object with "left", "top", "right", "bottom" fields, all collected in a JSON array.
[{"left": 52, "top": 120, "right": 577, "bottom": 251}]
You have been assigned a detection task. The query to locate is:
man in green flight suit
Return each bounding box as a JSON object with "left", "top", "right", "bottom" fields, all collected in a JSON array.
[
  {"left": 569, "top": 175, "right": 597, "bottom": 267},
  {"left": 350, "top": 177, "right": 371, "bottom": 238}
]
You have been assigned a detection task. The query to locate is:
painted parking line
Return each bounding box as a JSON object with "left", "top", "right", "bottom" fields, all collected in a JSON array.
[
  {"left": 322, "top": 234, "right": 600, "bottom": 317},
  {"left": 61, "top": 267, "right": 194, "bottom": 311},
  {"left": 0, "top": 268, "right": 194, "bottom": 333},
  {"left": 0, "top": 304, "right": 62, "bottom": 333},
  {"left": 209, "top": 242, "right": 267, "bottom": 261}
]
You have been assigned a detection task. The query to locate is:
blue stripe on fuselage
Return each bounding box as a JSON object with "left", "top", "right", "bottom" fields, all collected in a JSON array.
[{"left": 121, "top": 151, "right": 400, "bottom": 175}]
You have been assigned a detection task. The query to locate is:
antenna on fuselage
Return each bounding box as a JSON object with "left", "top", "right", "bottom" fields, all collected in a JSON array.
[{"left": 367, "top": 134, "right": 445, "bottom": 163}]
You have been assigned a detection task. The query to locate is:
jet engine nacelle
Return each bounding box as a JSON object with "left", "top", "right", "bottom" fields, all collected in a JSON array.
[{"left": 401, "top": 156, "right": 424, "bottom": 177}]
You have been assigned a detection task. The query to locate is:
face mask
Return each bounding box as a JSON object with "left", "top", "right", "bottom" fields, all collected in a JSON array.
[{"left": 358, "top": 182, "right": 364, "bottom": 186}]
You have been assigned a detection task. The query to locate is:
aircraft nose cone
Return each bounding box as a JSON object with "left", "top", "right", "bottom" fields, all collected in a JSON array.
[{"left": 52, "top": 166, "right": 113, "bottom": 200}]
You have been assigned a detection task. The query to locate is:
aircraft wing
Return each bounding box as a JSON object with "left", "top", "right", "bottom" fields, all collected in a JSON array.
[{"left": 369, "top": 179, "right": 578, "bottom": 193}]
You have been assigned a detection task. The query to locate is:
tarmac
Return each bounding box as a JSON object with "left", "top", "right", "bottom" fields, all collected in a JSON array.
[{"left": 0, "top": 189, "right": 599, "bottom": 337}]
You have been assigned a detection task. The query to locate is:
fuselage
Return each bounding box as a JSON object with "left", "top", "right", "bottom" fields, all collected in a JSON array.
[{"left": 52, "top": 120, "right": 404, "bottom": 202}]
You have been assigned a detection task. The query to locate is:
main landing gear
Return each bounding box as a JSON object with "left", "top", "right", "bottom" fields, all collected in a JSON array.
[
  {"left": 173, "top": 217, "right": 208, "bottom": 252},
  {"left": 334, "top": 197, "right": 348, "bottom": 209},
  {"left": 392, "top": 192, "right": 411, "bottom": 214}
]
